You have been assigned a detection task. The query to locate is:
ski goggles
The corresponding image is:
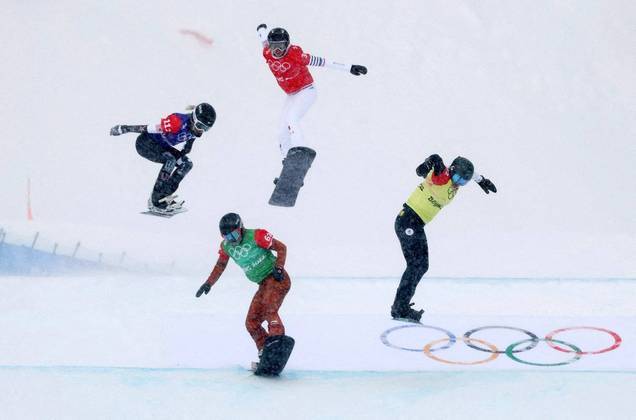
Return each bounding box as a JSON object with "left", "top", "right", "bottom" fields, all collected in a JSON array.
[
  {"left": 192, "top": 115, "right": 212, "bottom": 132},
  {"left": 269, "top": 41, "right": 289, "bottom": 58},
  {"left": 451, "top": 173, "right": 471, "bottom": 186},
  {"left": 223, "top": 228, "right": 242, "bottom": 243}
]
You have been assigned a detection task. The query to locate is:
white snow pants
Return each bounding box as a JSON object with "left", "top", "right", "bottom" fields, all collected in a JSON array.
[{"left": 277, "top": 85, "right": 317, "bottom": 158}]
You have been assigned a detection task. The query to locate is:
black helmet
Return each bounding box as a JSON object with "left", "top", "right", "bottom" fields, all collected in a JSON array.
[
  {"left": 449, "top": 156, "right": 474, "bottom": 186},
  {"left": 267, "top": 27, "right": 290, "bottom": 58},
  {"left": 192, "top": 103, "right": 216, "bottom": 132},
  {"left": 219, "top": 212, "right": 243, "bottom": 242}
]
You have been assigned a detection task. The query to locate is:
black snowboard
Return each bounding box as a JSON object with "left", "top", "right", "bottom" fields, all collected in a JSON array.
[
  {"left": 254, "top": 335, "right": 295, "bottom": 376},
  {"left": 269, "top": 146, "right": 316, "bottom": 207},
  {"left": 140, "top": 208, "right": 188, "bottom": 218}
]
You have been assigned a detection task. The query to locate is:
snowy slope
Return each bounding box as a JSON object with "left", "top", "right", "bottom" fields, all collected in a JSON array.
[{"left": 2, "top": 0, "right": 635, "bottom": 278}]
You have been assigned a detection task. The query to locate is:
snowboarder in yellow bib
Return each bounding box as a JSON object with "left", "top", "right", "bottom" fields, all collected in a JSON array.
[{"left": 392, "top": 155, "right": 497, "bottom": 322}]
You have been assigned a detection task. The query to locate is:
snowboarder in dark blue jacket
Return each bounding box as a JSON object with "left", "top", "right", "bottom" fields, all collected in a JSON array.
[{"left": 110, "top": 103, "right": 215, "bottom": 214}]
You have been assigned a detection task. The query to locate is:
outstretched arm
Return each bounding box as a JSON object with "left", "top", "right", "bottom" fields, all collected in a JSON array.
[
  {"left": 416, "top": 154, "right": 445, "bottom": 177},
  {"left": 111, "top": 113, "right": 184, "bottom": 137},
  {"left": 109, "top": 125, "right": 148, "bottom": 136},
  {"left": 305, "top": 53, "right": 367, "bottom": 76},
  {"left": 473, "top": 173, "right": 497, "bottom": 194},
  {"left": 196, "top": 252, "right": 229, "bottom": 297},
  {"left": 257, "top": 23, "right": 268, "bottom": 48}
]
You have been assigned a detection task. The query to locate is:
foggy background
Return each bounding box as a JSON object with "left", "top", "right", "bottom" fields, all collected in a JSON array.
[{"left": 2, "top": 0, "right": 634, "bottom": 278}]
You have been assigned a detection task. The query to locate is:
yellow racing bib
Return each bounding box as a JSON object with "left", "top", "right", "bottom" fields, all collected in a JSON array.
[{"left": 406, "top": 171, "right": 458, "bottom": 223}]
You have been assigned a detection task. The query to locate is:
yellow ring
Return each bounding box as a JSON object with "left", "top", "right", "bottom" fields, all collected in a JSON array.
[{"left": 423, "top": 337, "right": 499, "bottom": 365}]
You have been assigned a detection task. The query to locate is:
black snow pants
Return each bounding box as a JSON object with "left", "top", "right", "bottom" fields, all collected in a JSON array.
[
  {"left": 135, "top": 133, "right": 193, "bottom": 206},
  {"left": 393, "top": 204, "right": 429, "bottom": 309}
]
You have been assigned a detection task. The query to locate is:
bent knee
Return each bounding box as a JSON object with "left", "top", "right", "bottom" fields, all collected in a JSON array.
[
  {"left": 245, "top": 317, "right": 260, "bottom": 332},
  {"left": 178, "top": 158, "right": 193, "bottom": 173}
]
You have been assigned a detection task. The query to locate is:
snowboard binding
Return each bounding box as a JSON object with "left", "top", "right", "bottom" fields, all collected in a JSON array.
[{"left": 142, "top": 195, "right": 188, "bottom": 218}]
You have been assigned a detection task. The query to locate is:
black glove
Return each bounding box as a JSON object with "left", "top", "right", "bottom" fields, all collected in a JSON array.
[
  {"left": 477, "top": 178, "right": 497, "bottom": 194},
  {"left": 196, "top": 282, "right": 211, "bottom": 297},
  {"left": 416, "top": 154, "right": 444, "bottom": 177},
  {"left": 429, "top": 154, "right": 445, "bottom": 175},
  {"left": 272, "top": 266, "right": 284, "bottom": 281},
  {"left": 110, "top": 125, "right": 126, "bottom": 136},
  {"left": 257, "top": 23, "right": 267, "bottom": 31},
  {"left": 350, "top": 65, "right": 367, "bottom": 76}
]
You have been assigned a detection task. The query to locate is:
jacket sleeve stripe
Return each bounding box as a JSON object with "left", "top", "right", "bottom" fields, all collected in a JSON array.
[{"left": 309, "top": 55, "right": 326, "bottom": 67}]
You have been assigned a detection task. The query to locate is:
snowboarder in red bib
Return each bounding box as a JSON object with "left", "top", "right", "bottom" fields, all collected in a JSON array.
[
  {"left": 392, "top": 155, "right": 497, "bottom": 322},
  {"left": 256, "top": 24, "right": 367, "bottom": 159},
  {"left": 110, "top": 103, "right": 216, "bottom": 215},
  {"left": 196, "top": 213, "right": 291, "bottom": 356}
]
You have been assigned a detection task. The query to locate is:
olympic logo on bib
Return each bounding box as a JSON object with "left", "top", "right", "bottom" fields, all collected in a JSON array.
[
  {"left": 228, "top": 244, "right": 252, "bottom": 259},
  {"left": 380, "top": 324, "right": 622, "bottom": 366},
  {"left": 268, "top": 60, "right": 292, "bottom": 73},
  {"left": 447, "top": 185, "right": 457, "bottom": 200},
  {"left": 177, "top": 131, "right": 195, "bottom": 143}
]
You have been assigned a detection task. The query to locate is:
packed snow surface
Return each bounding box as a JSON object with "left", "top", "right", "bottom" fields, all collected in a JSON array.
[{"left": 1, "top": 275, "right": 634, "bottom": 419}]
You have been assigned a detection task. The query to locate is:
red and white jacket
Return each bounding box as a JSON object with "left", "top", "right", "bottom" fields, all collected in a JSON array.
[{"left": 258, "top": 27, "right": 350, "bottom": 94}]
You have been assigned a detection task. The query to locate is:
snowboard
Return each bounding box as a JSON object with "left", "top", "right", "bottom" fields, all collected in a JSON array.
[
  {"left": 391, "top": 316, "right": 422, "bottom": 324},
  {"left": 140, "top": 207, "right": 188, "bottom": 218},
  {"left": 253, "top": 335, "right": 295, "bottom": 376},
  {"left": 269, "top": 146, "right": 316, "bottom": 207}
]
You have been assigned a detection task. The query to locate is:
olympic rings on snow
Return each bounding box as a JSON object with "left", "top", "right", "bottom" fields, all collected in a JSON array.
[
  {"left": 424, "top": 337, "right": 499, "bottom": 365},
  {"left": 505, "top": 338, "right": 583, "bottom": 366},
  {"left": 380, "top": 324, "right": 456, "bottom": 352},
  {"left": 545, "top": 326, "right": 622, "bottom": 355},
  {"left": 463, "top": 326, "right": 539, "bottom": 354},
  {"left": 380, "top": 324, "right": 622, "bottom": 367}
]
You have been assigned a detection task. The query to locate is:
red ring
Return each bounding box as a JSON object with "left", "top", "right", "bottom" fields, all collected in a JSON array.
[{"left": 545, "top": 326, "right": 622, "bottom": 355}]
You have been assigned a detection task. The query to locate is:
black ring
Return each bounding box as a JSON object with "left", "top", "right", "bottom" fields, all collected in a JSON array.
[{"left": 463, "top": 326, "right": 539, "bottom": 354}]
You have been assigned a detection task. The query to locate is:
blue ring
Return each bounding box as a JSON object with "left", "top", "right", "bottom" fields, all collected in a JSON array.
[{"left": 381, "top": 324, "right": 457, "bottom": 352}]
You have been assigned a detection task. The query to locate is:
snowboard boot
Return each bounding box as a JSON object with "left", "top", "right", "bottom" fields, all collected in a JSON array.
[
  {"left": 158, "top": 194, "right": 185, "bottom": 210},
  {"left": 147, "top": 195, "right": 184, "bottom": 215},
  {"left": 148, "top": 198, "right": 169, "bottom": 213},
  {"left": 391, "top": 302, "right": 424, "bottom": 323},
  {"left": 251, "top": 348, "right": 264, "bottom": 371}
]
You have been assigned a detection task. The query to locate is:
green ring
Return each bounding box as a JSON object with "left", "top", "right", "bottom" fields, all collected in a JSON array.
[{"left": 505, "top": 338, "right": 582, "bottom": 367}]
